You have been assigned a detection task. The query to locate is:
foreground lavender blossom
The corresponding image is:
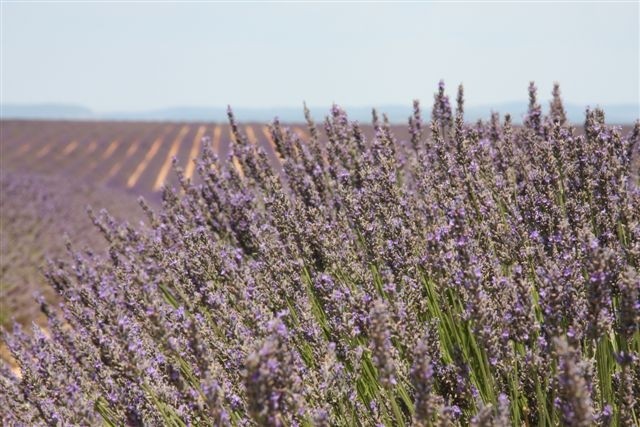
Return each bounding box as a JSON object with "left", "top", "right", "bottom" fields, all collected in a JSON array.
[{"left": 1, "top": 82, "right": 639, "bottom": 426}]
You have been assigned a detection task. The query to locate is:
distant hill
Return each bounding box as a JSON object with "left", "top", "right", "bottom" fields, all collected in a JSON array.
[
  {"left": 1, "top": 103, "right": 94, "bottom": 120},
  {"left": 2, "top": 102, "right": 637, "bottom": 124}
]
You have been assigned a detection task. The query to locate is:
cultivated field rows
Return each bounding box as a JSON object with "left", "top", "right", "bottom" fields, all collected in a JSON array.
[{"left": 0, "top": 120, "right": 413, "bottom": 197}]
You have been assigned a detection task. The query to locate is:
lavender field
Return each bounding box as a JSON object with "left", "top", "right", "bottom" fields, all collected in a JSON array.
[
  {"left": 0, "top": 82, "right": 638, "bottom": 425},
  {"left": 0, "top": 120, "right": 416, "bottom": 198}
]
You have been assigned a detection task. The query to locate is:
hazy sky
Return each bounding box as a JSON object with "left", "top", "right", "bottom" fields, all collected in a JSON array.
[{"left": 1, "top": 2, "right": 638, "bottom": 111}]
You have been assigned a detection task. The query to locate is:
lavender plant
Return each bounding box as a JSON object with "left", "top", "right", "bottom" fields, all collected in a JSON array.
[{"left": 1, "top": 82, "right": 639, "bottom": 426}]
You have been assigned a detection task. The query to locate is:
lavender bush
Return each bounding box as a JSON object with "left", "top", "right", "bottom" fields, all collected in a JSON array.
[{"left": 1, "top": 82, "right": 639, "bottom": 426}]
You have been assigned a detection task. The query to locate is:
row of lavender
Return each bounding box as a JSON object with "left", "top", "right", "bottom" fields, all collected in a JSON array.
[{"left": 1, "top": 83, "right": 639, "bottom": 425}]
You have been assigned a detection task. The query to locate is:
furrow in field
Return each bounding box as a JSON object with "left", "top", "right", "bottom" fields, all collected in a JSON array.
[
  {"left": 27, "top": 123, "right": 70, "bottom": 169},
  {"left": 34, "top": 138, "right": 83, "bottom": 174},
  {"left": 103, "top": 141, "right": 140, "bottom": 184},
  {"left": 62, "top": 140, "right": 79, "bottom": 156},
  {"left": 38, "top": 139, "right": 80, "bottom": 173},
  {"left": 153, "top": 125, "right": 190, "bottom": 191},
  {"left": 245, "top": 125, "right": 258, "bottom": 145},
  {"left": 5, "top": 139, "right": 34, "bottom": 162},
  {"left": 184, "top": 125, "right": 207, "bottom": 181},
  {"left": 262, "top": 125, "right": 279, "bottom": 155},
  {"left": 78, "top": 137, "right": 121, "bottom": 179},
  {"left": 212, "top": 125, "right": 222, "bottom": 156},
  {"left": 24, "top": 123, "right": 72, "bottom": 169},
  {"left": 84, "top": 140, "right": 98, "bottom": 157},
  {"left": 102, "top": 138, "right": 121, "bottom": 160},
  {"left": 100, "top": 123, "right": 160, "bottom": 190},
  {"left": 62, "top": 139, "right": 97, "bottom": 175},
  {"left": 0, "top": 122, "right": 38, "bottom": 161},
  {"left": 126, "top": 126, "right": 171, "bottom": 189},
  {"left": 90, "top": 124, "right": 147, "bottom": 183},
  {"left": 134, "top": 125, "right": 183, "bottom": 192},
  {"left": 35, "top": 140, "right": 55, "bottom": 159},
  {"left": 39, "top": 123, "right": 98, "bottom": 175}
]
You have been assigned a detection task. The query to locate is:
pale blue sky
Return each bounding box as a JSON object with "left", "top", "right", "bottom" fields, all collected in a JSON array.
[{"left": 1, "top": 1, "right": 638, "bottom": 111}]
